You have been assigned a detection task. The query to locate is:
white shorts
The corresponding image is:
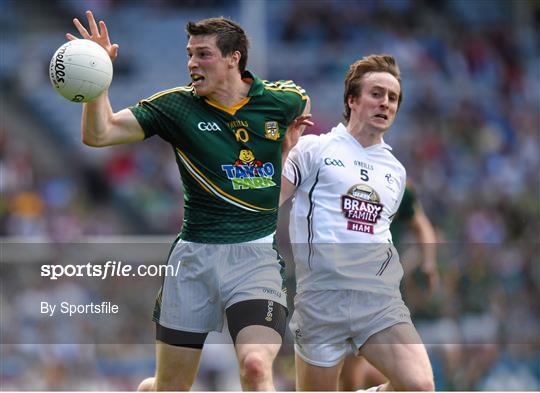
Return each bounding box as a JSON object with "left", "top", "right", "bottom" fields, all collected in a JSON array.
[
  {"left": 290, "top": 289, "right": 412, "bottom": 367},
  {"left": 154, "top": 234, "right": 287, "bottom": 333}
]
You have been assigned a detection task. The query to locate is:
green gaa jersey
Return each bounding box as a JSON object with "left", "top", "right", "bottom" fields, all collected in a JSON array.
[
  {"left": 130, "top": 71, "right": 308, "bottom": 243},
  {"left": 390, "top": 183, "right": 416, "bottom": 245}
]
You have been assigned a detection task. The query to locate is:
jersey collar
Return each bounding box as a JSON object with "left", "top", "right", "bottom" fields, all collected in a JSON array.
[
  {"left": 242, "top": 70, "right": 265, "bottom": 97},
  {"left": 199, "top": 70, "right": 263, "bottom": 115},
  {"left": 335, "top": 122, "right": 393, "bottom": 151}
]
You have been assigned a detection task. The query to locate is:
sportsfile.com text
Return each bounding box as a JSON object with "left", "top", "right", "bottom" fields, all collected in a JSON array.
[{"left": 40, "top": 261, "right": 180, "bottom": 280}]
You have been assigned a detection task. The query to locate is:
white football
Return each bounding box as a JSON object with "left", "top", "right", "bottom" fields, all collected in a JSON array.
[{"left": 49, "top": 39, "right": 113, "bottom": 103}]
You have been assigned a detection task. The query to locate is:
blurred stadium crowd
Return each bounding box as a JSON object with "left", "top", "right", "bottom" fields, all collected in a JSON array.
[{"left": 1, "top": 0, "right": 539, "bottom": 390}]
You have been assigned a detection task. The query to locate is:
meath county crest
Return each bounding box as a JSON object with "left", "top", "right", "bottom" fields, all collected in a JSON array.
[{"left": 264, "top": 121, "right": 280, "bottom": 140}]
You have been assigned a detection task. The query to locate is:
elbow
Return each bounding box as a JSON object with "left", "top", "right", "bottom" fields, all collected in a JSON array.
[
  {"left": 82, "top": 136, "right": 104, "bottom": 147},
  {"left": 81, "top": 128, "right": 107, "bottom": 147}
]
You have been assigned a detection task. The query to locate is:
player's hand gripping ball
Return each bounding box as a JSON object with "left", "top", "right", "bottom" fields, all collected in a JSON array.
[{"left": 49, "top": 39, "right": 113, "bottom": 103}]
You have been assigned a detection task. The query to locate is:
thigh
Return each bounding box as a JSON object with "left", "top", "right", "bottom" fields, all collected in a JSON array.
[
  {"left": 223, "top": 238, "right": 287, "bottom": 309},
  {"left": 296, "top": 353, "right": 344, "bottom": 391},
  {"left": 339, "top": 355, "right": 386, "bottom": 391},
  {"left": 290, "top": 290, "right": 352, "bottom": 368},
  {"left": 155, "top": 240, "right": 223, "bottom": 333},
  {"left": 226, "top": 299, "right": 287, "bottom": 344},
  {"left": 350, "top": 290, "right": 412, "bottom": 349},
  {"left": 155, "top": 340, "right": 203, "bottom": 390},
  {"left": 358, "top": 323, "right": 432, "bottom": 388}
]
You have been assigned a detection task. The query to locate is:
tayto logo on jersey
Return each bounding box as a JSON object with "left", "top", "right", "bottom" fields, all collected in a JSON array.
[
  {"left": 341, "top": 184, "right": 384, "bottom": 234},
  {"left": 197, "top": 122, "right": 222, "bottom": 131},
  {"left": 221, "top": 148, "right": 276, "bottom": 190}
]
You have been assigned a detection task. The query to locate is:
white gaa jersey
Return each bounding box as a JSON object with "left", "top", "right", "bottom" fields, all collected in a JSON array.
[{"left": 283, "top": 123, "right": 406, "bottom": 294}]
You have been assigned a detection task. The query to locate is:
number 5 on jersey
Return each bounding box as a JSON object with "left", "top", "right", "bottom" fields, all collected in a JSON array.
[{"left": 360, "top": 169, "right": 369, "bottom": 181}]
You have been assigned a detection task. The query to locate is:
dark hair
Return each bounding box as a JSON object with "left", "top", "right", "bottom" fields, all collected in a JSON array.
[
  {"left": 186, "top": 17, "right": 249, "bottom": 73},
  {"left": 343, "top": 54, "right": 402, "bottom": 123}
]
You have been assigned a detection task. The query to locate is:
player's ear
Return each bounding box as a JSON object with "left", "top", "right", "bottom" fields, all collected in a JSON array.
[
  {"left": 347, "top": 95, "right": 356, "bottom": 110},
  {"left": 229, "top": 51, "right": 241, "bottom": 69}
]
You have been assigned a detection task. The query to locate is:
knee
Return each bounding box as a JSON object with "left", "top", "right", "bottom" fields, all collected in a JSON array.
[
  {"left": 239, "top": 352, "right": 270, "bottom": 385},
  {"left": 137, "top": 377, "right": 155, "bottom": 391}
]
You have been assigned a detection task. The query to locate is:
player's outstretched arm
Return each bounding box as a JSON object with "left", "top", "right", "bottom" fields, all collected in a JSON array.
[
  {"left": 410, "top": 203, "right": 439, "bottom": 292},
  {"left": 67, "top": 10, "right": 145, "bottom": 147},
  {"left": 280, "top": 177, "right": 297, "bottom": 206}
]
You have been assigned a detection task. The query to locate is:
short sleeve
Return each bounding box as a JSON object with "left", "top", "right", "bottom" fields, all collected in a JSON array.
[
  {"left": 283, "top": 134, "right": 321, "bottom": 187},
  {"left": 129, "top": 89, "right": 190, "bottom": 143},
  {"left": 130, "top": 100, "right": 161, "bottom": 139},
  {"left": 263, "top": 80, "right": 308, "bottom": 125},
  {"left": 285, "top": 89, "right": 308, "bottom": 125},
  {"left": 281, "top": 82, "right": 308, "bottom": 125}
]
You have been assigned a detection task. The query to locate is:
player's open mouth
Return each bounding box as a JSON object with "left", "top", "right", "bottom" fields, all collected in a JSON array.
[
  {"left": 191, "top": 74, "right": 205, "bottom": 83},
  {"left": 374, "top": 114, "right": 388, "bottom": 120}
]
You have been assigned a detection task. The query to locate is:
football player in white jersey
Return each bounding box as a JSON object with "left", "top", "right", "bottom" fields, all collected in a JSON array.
[{"left": 281, "top": 55, "right": 434, "bottom": 391}]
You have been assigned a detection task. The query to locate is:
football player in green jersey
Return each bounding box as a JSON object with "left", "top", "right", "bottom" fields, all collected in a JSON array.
[{"left": 67, "top": 10, "right": 311, "bottom": 391}]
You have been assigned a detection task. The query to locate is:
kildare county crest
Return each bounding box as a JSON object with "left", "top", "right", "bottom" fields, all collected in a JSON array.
[{"left": 264, "top": 121, "right": 280, "bottom": 140}]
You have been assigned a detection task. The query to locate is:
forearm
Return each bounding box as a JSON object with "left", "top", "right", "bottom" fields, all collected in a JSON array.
[
  {"left": 281, "top": 130, "right": 298, "bottom": 167},
  {"left": 411, "top": 211, "right": 437, "bottom": 266},
  {"left": 81, "top": 90, "right": 114, "bottom": 147},
  {"left": 420, "top": 239, "right": 437, "bottom": 267},
  {"left": 281, "top": 146, "right": 292, "bottom": 168},
  {"left": 280, "top": 176, "right": 297, "bottom": 206},
  {"left": 282, "top": 97, "right": 312, "bottom": 166},
  {"left": 80, "top": 92, "right": 144, "bottom": 147},
  {"left": 411, "top": 210, "right": 439, "bottom": 291}
]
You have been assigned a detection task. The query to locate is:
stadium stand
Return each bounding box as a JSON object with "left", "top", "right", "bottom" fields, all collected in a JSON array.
[{"left": 1, "top": 0, "right": 539, "bottom": 390}]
